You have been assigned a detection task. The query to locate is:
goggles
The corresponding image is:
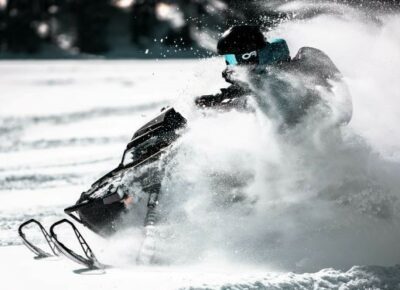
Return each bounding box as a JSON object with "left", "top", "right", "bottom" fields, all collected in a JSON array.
[
  {"left": 223, "top": 40, "right": 290, "bottom": 67},
  {"left": 224, "top": 50, "right": 259, "bottom": 66}
]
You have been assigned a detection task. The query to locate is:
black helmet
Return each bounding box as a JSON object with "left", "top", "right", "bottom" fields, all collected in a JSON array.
[
  {"left": 218, "top": 25, "right": 291, "bottom": 68},
  {"left": 217, "top": 25, "right": 267, "bottom": 55}
]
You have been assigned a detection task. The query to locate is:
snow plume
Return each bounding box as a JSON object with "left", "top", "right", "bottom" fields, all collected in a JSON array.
[
  {"left": 269, "top": 6, "right": 400, "bottom": 158},
  {"left": 155, "top": 9, "right": 400, "bottom": 271},
  {"left": 159, "top": 108, "right": 400, "bottom": 272}
]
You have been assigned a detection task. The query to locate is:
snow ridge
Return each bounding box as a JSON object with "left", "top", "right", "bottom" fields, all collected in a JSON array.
[{"left": 182, "top": 265, "right": 400, "bottom": 290}]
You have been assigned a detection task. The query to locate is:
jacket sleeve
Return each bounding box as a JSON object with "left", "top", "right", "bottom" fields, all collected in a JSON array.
[
  {"left": 195, "top": 93, "right": 225, "bottom": 107},
  {"left": 195, "top": 85, "right": 247, "bottom": 108}
]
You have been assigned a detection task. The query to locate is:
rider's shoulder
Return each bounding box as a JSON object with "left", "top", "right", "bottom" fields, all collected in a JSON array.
[
  {"left": 291, "top": 47, "right": 341, "bottom": 78},
  {"left": 261, "top": 38, "right": 291, "bottom": 65}
]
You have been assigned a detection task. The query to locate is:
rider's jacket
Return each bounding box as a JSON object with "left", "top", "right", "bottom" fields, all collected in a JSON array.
[{"left": 195, "top": 39, "right": 352, "bottom": 127}]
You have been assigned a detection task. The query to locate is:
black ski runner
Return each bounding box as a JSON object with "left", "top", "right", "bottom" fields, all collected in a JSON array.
[
  {"left": 18, "top": 219, "right": 59, "bottom": 259},
  {"left": 49, "top": 219, "right": 104, "bottom": 270}
]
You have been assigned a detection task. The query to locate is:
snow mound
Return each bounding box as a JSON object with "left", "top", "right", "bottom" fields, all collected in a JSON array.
[{"left": 183, "top": 265, "right": 400, "bottom": 290}]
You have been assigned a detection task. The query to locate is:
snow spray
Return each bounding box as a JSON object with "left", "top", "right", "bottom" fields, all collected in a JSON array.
[{"left": 156, "top": 4, "right": 400, "bottom": 272}]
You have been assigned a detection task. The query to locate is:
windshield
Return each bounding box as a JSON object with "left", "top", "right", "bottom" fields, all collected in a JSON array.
[
  {"left": 122, "top": 136, "right": 159, "bottom": 167},
  {"left": 122, "top": 147, "right": 139, "bottom": 167}
]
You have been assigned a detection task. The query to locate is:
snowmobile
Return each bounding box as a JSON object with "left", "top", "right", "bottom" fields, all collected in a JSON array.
[
  {"left": 18, "top": 107, "right": 187, "bottom": 270},
  {"left": 18, "top": 26, "right": 352, "bottom": 269}
]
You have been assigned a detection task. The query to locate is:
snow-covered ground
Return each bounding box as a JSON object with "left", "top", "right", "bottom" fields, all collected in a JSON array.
[
  {"left": 0, "top": 60, "right": 222, "bottom": 248},
  {"left": 1, "top": 4, "right": 400, "bottom": 290}
]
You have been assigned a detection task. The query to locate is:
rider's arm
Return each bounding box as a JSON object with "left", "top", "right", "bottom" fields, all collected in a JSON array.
[{"left": 195, "top": 84, "right": 247, "bottom": 108}]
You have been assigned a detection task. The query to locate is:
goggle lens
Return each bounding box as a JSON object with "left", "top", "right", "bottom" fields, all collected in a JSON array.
[{"left": 224, "top": 54, "right": 238, "bottom": 66}]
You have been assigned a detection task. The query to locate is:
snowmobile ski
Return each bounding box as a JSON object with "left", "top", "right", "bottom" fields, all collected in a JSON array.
[
  {"left": 49, "top": 219, "right": 104, "bottom": 270},
  {"left": 18, "top": 219, "right": 59, "bottom": 259}
]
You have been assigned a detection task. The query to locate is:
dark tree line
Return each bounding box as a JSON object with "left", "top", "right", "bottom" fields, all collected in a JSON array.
[
  {"left": 0, "top": 0, "right": 52, "bottom": 53},
  {"left": 0, "top": 0, "right": 229, "bottom": 55},
  {"left": 0, "top": 0, "right": 397, "bottom": 56}
]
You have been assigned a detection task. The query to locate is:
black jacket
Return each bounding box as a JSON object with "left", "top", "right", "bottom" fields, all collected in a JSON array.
[{"left": 195, "top": 47, "right": 352, "bottom": 126}]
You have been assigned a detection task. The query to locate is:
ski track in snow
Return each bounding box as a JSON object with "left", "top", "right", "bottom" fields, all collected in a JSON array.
[{"left": 2, "top": 7, "right": 400, "bottom": 290}]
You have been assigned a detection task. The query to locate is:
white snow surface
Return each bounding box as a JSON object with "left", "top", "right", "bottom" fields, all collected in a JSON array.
[{"left": 1, "top": 4, "right": 400, "bottom": 290}]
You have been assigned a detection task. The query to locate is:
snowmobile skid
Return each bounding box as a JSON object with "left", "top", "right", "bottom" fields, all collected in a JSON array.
[
  {"left": 18, "top": 219, "right": 59, "bottom": 259},
  {"left": 19, "top": 107, "right": 187, "bottom": 270}
]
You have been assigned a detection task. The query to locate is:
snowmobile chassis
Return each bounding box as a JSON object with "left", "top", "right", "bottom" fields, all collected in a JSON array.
[
  {"left": 18, "top": 107, "right": 187, "bottom": 271},
  {"left": 17, "top": 149, "right": 168, "bottom": 270}
]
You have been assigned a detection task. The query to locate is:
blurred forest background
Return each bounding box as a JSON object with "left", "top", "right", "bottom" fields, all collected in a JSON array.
[{"left": 0, "top": 0, "right": 398, "bottom": 58}]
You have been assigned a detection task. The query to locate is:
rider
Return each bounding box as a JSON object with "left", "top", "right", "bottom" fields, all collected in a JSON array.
[{"left": 195, "top": 25, "right": 352, "bottom": 127}]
